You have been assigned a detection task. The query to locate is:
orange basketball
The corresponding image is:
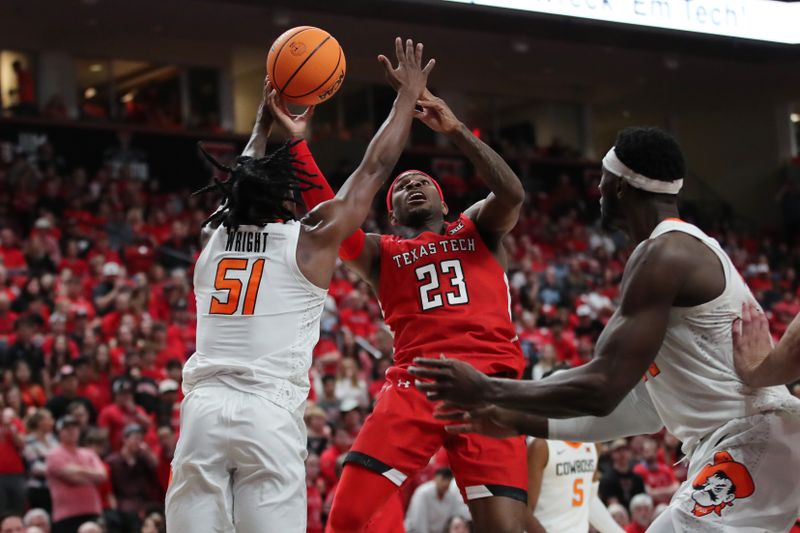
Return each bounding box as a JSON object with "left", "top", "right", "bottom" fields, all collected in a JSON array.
[{"left": 267, "top": 26, "right": 346, "bottom": 106}]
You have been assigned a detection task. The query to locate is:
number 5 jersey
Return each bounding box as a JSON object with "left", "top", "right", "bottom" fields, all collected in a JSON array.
[
  {"left": 378, "top": 214, "right": 524, "bottom": 377},
  {"left": 184, "top": 221, "right": 327, "bottom": 412}
]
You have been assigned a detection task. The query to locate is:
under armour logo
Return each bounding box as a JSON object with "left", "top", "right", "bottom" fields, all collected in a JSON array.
[{"left": 397, "top": 379, "right": 411, "bottom": 388}]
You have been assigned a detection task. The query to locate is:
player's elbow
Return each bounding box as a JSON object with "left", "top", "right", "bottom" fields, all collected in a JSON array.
[{"left": 585, "top": 379, "right": 623, "bottom": 417}]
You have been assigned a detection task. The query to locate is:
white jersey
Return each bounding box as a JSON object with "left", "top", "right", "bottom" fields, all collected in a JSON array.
[
  {"left": 640, "top": 219, "right": 800, "bottom": 454},
  {"left": 531, "top": 438, "right": 597, "bottom": 533},
  {"left": 183, "top": 221, "right": 326, "bottom": 412}
]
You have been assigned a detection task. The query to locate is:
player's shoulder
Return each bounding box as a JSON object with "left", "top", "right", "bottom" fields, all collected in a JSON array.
[{"left": 630, "top": 231, "right": 701, "bottom": 277}]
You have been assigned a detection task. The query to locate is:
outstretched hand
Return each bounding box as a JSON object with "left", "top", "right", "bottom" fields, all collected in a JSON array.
[
  {"left": 377, "top": 37, "right": 435, "bottom": 100},
  {"left": 732, "top": 302, "right": 774, "bottom": 385},
  {"left": 434, "top": 403, "right": 521, "bottom": 439},
  {"left": 265, "top": 81, "right": 314, "bottom": 139},
  {"left": 408, "top": 355, "right": 489, "bottom": 407}
]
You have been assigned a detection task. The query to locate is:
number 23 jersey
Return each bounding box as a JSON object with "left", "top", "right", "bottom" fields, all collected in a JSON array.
[
  {"left": 185, "top": 221, "right": 327, "bottom": 411},
  {"left": 378, "top": 214, "right": 524, "bottom": 377}
]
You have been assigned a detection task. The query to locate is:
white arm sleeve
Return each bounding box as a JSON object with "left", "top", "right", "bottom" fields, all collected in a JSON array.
[
  {"left": 588, "top": 481, "right": 625, "bottom": 533},
  {"left": 548, "top": 380, "right": 663, "bottom": 441}
]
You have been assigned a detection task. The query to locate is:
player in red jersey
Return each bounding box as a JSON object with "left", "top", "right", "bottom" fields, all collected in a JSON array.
[{"left": 267, "top": 63, "right": 528, "bottom": 532}]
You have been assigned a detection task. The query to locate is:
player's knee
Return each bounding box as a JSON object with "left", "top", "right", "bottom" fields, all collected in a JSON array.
[{"left": 326, "top": 505, "right": 369, "bottom": 533}]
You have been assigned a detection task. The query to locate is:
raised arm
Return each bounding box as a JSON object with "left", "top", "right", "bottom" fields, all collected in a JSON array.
[
  {"left": 303, "top": 38, "right": 434, "bottom": 245},
  {"left": 411, "top": 237, "right": 683, "bottom": 418},
  {"left": 242, "top": 77, "right": 274, "bottom": 158},
  {"left": 413, "top": 94, "right": 524, "bottom": 247},
  {"left": 733, "top": 303, "right": 800, "bottom": 387}
]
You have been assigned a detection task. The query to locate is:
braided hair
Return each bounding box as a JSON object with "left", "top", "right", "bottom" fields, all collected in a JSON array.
[{"left": 193, "top": 140, "right": 320, "bottom": 230}]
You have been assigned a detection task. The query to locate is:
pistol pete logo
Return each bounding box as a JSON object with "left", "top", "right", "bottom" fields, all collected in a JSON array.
[{"left": 690, "top": 451, "right": 755, "bottom": 517}]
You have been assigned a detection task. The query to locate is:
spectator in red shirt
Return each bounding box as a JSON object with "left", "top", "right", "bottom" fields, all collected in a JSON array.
[
  {"left": 624, "top": 494, "right": 654, "bottom": 533},
  {"left": 632, "top": 437, "right": 679, "bottom": 505},
  {"left": 155, "top": 425, "right": 176, "bottom": 496},
  {"left": 60, "top": 278, "right": 95, "bottom": 328},
  {"left": 0, "top": 229, "right": 27, "bottom": 274},
  {"left": 97, "top": 379, "right": 150, "bottom": 452},
  {"left": 57, "top": 240, "right": 88, "bottom": 279},
  {"left": 306, "top": 453, "right": 324, "bottom": 533},
  {"left": 0, "top": 293, "right": 19, "bottom": 346},
  {"left": 0, "top": 407, "right": 26, "bottom": 515},
  {"left": 45, "top": 415, "right": 106, "bottom": 533},
  {"left": 319, "top": 426, "right": 353, "bottom": 492}
]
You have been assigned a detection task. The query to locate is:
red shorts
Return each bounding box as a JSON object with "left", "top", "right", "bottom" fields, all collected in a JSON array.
[{"left": 345, "top": 368, "right": 528, "bottom": 503}]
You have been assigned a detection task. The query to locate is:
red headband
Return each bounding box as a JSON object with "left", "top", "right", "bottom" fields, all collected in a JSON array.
[{"left": 385, "top": 170, "right": 444, "bottom": 212}]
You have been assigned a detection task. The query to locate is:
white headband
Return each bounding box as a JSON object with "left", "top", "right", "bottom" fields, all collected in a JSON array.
[{"left": 602, "top": 147, "right": 683, "bottom": 195}]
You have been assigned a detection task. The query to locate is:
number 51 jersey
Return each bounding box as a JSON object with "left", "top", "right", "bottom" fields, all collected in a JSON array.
[
  {"left": 378, "top": 214, "right": 524, "bottom": 377},
  {"left": 184, "top": 221, "right": 327, "bottom": 412}
]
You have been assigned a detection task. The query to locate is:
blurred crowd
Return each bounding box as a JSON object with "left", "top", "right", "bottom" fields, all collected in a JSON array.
[{"left": 0, "top": 135, "right": 799, "bottom": 533}]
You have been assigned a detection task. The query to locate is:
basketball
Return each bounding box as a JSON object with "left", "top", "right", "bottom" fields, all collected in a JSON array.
[{"left": 267, "top": 26, "right": 346, "bottom": 106}]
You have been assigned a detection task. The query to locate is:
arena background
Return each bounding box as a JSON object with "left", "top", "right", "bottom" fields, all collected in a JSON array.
[{"left": 0, "top": 1, "right": 799, "bottom": 532}]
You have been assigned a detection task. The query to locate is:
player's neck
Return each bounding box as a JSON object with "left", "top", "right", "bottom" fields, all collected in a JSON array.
[
  {"left": 397, "top": 219, "right": 446, "bottom": 238},
  {"left": 627, "top": 201, "right": 680, "bottom": 243}
]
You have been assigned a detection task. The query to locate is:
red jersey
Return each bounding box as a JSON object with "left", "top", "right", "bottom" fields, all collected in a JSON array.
[{"left": 378, "top": 215, "right": 523, "bottom": 377}]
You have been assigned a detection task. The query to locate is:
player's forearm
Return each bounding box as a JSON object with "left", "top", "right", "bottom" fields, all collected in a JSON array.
[
  {"left": 485, "top": 362, "right": 615, "bottom": 418},
  {"left": 447, "top": 123, "right": 524, "bottom": 207},
  {"left": 745, "top": 313, "right": 800, "bottom": 387},
  {"left": 337, "top": 89, "right": 416, "bottom": 210},
  {"left": 351, "top": 90, "right": 416, "bottom": 185},
  {"left": 241, "top": 101, "right": 273, "bottom": 158}
]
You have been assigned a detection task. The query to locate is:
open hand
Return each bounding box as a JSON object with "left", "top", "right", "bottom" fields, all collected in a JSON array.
[
  {"left": 434, "top": 403, "right": 520, "bottom": 439},
  {"left": 408, "top": 355, "right": 489, "bottom": 407},
  {"left": 377, "top": 37, "right": 435, "bottom": 100},
  {"left": 732, "top": 302, "right": 774, "bottom": 386}
]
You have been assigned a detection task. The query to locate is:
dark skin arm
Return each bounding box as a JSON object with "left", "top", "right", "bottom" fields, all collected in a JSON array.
[
  {"left": 297, "top": 38, "right": 434, "bottom": 289},
  {"left": 525, "top": 439, "right": 549, "bottom": 533},
  {"left": 410, "top": 236, "right": 687, "bottom": 417},
  {"left": 733, "top": 302, "right": 800, "bottom": 387},
  {"left": 201, "top": 77, "right": 274, "bottom": 248},
  {"left": 413, "top": 94, "right": 525, "bottom": 260}
]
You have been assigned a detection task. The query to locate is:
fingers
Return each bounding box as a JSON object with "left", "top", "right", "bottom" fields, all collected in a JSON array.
[
  {"left": 377, "top": 54, "right": 393, "bottom": 73},
  {"left": 732, "top": 318, "right": 742, "bottom": 349},
  {"left": 405, "top": 38, "right": 414, "bottom": 63},
  {"left": 415, "top": 42, "right": 423, "bottom": 67},
  {"left": 408, "top": 366, "right": 450, "bottom": 380},
  {"left": 414, "top": 379, "right": 447, "bottom": 393},
  {"left": 300, "top": 105, "right": 315, "bottom": 120},
  {"left": 444, "top": 424, "right": 474, "bottom": 434},
  {"left": 412, "top": 357, "right": 452, "bottom": 368},
  {"left": 394, "top": 36, "right": 404, "bottom": 64},
  {"left": 433, "top": 409, "right": 468, "bottom": 421},
  {"left": 422, "top": 58, "right": 436, "bottom": 75}
]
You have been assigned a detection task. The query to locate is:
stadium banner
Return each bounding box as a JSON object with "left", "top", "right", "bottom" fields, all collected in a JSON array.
[{"left": 439, "top": 0, "right": 799, "bottom": 44}]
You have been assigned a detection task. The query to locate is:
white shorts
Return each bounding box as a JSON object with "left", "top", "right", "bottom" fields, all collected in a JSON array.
[
  {"left": 648, "top": 409, "right": 800, "bottom": 533},
  {"left": 165, "top": 384, "right": 308, "bottom": 533}
]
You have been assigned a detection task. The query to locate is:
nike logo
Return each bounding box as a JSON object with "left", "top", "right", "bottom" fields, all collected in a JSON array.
[{"left": 556, "top": 449, "right": 566, "bottom": 455}]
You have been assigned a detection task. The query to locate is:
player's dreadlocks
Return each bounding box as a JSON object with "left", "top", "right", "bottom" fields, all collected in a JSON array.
[{"left": 193, "top": 140, "right": 320, "bottom": 230}]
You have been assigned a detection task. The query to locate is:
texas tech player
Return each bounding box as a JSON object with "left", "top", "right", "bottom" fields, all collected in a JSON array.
[{"left": 270, "top": 86, "right": 528, "bottom": 531}]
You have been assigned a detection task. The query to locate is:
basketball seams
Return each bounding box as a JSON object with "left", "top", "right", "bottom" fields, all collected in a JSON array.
[
  {"left": 286, "top": 45, "right": 343, "bottom": 99},
  {"left": 270, "top": 26, "right": 314, "bottom": 89},
  {"left": 279, "top": 34, "right": 332, "bottom": 95}
]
